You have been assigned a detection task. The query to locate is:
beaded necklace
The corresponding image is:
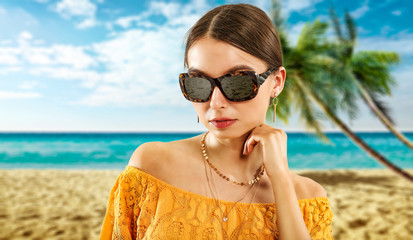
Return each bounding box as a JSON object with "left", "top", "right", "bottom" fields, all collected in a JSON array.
[
  {"left": 201, "top": 131, "right": 262, "bottom": 238},
  {"left": 201, "top": 132, "right": 265, "bottom": 186}
]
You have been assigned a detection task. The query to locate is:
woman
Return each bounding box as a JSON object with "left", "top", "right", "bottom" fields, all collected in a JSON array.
[{"left": 100, "top": 3, "right": 333, "bottom": 240}]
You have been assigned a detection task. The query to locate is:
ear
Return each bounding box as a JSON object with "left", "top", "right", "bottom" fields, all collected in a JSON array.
[{"left": 270, "top": 66, "right": 286, "bottom": 97}]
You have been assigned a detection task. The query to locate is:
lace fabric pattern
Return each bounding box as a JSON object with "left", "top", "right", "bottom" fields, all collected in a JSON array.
[{"left": 100, "top": 166, "right": 333, "bottom": 240}]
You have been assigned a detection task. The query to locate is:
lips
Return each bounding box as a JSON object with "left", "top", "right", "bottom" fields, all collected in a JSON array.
[{"left": 209, "top": 118, "right": 237, "bottom": 129}]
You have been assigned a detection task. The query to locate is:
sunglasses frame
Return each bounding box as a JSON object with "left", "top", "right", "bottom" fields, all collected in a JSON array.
[{"left": 179, "top": 66, "right": 278, "bottom": 102}]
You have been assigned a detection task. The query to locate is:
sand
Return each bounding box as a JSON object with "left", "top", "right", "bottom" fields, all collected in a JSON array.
[{"left": 0, "top": 168, "right": 412, "bottom": 240}]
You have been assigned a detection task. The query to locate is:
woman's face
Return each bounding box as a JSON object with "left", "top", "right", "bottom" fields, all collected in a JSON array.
[{"left": 187, "top": 37, "right": 285, "bottom": 139}]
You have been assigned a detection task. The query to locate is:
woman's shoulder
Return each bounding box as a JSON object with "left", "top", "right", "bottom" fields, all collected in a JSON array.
[
  {"left": 127, "top": 134, "right": 203, "bottom": 182},
  {"left": 128, "top": 141, "right": 167, "bottom": 172},
  {"left": 291, "top": 172, "right": 328, "bottom": 200}
]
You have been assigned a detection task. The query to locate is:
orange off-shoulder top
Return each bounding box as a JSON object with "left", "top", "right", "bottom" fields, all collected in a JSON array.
[{"left": 100, "top": 165, "right": 333, "bottom": 239}]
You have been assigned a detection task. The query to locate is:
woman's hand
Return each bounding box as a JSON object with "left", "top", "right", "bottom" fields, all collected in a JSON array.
[
  {"left": 242, "top": 123, "right": 289, "bottom": 178},
  {"left": 243, "top": 124, "right": 313, "bottom": 240}
]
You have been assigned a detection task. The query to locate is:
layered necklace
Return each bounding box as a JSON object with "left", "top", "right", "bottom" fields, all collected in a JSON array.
[
  {"left": 201, "top": 132, "right": 265, "bottom": 186},
  {"left": 201, "top": 131, "right": 264, "bottom": 238}
]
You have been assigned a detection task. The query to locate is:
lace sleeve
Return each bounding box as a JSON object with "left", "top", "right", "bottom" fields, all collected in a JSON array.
[
  {"left": 100, "top": 168, "right": 142, "bottom": 240},
  {"left": 308, "top": 198, "right": 334, "bottom": 240}
]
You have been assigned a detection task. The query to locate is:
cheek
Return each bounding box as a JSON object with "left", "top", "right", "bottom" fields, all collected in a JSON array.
[
  {"left": 239, "top": 98, "right": 269, "bottom": 122},
  {"left": 192, "top": 103, "right": 207, "bottom": 116}
]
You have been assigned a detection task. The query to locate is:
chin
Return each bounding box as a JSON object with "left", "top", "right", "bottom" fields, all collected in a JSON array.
[{"left": 207, "top": 125, "right": 253, "bottom": 139}]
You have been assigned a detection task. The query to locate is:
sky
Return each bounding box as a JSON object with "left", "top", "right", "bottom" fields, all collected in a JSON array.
[{"left": 0, "top": 0, "right": 412, "bottom": 132}]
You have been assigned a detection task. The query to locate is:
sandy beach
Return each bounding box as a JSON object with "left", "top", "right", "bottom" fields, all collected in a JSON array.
[{"left": 0, "top": 168, "right": 412, "bottom": 240}]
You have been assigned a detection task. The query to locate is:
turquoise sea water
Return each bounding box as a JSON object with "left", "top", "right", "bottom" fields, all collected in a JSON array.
[{"left": 0, "top": 132, "right": 412, "bottom": 169}]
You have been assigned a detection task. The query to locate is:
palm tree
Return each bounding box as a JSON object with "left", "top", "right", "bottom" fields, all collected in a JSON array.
[
  {"left": 329, "top": 7, "right": 413, "bottom": 149},
  {"left": 268, "top": 0, "right": 413, "bottom": 182}
]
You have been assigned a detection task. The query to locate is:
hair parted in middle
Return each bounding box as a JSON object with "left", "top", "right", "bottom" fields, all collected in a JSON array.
[{"left": 184, "top": 3, "right": 283, "bottom": 70}]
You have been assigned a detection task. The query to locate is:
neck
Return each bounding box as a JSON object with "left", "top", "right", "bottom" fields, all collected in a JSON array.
[{"left": 203, "top": 131, "right": 263, "bottom": 182}]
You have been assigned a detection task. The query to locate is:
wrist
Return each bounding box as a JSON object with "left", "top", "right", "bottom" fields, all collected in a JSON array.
[{"left": 268, "top": 170, "right": 293, "bottom": 186}]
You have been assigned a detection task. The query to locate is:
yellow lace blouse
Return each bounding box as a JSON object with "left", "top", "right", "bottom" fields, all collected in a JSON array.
[{"left": 100, "top": 165, "right": 333, "bottom": 240}]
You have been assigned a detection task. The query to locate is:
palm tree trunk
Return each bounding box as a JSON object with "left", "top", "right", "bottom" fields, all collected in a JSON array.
[
  {"left": 294, "top": 74, "right": 413, "bottom": 183},
  {"left": 352, "top": 78, "right": 413, "bottom": 149}
]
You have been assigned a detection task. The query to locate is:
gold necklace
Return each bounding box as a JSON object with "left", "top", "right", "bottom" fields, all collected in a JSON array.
[
  {"left": 201, "top": 132, "right": 265, "bottom": 186},
  {"left": 204, "top": 157, "right": 261, "bottom": 239},
  {"left": 201, "top": 132, "right": 262, "bottom": 239},
  {"left": 203, "top": 155, "right": 254, "bottom": 221}
]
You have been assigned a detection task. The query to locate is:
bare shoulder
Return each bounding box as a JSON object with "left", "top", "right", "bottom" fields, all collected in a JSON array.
[
  {"left": 128, "top": 141, "right": 169, "bottom": 175},
  {"left": 128, "top": 135, "right": 202, "bottom": 180},
  {"left": 290, "top": 172, "right": 327, "bottom": 199}
]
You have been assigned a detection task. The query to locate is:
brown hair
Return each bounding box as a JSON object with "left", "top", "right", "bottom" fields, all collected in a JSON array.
[{"left": 184, "top": 3, "right": 282, "bottom": 69}]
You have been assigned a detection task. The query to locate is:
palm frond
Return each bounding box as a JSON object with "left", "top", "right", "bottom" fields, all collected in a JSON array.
[
  {"left": 344, "top": 9, "right": 357, "bottom": 43},
  {"left": 368, "top": 92, "right": 396, "bottom": 125},
  {"left": 351, "top": 51, "right": 399, "bottom": 95},
  {"left": 296, "top": 20, "right": 329, "bottom": 52},
  {"left": 329, "top": 5, "right": 344, "bottom": 41}
]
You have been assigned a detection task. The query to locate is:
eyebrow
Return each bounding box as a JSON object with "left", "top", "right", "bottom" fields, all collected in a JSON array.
[{"left": 188, "top": 65, "right": 255, "bottom": 76}]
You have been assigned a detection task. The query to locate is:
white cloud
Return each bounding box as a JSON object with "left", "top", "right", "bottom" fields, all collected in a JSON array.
[
  {"left": 20, "top": 31, "right": 33, "bottom": 40},
  {"left": 0, "top": 49, "right": 21, "bottom": 64},
  {"left": 77, "top": 17, "right": 98, "bottom": 29},
  {"left": 392, "top": 67, "right": 413, "bottom": 95},
  {"left": 33, "top": 39, "right": 45, "bottom": 45},
  {"left": 52, "top": 45, "right": 95, "bottom": 69},
  {"left": 382, "top": 67, "right": 413, "bottom": 128},
  {"left": 0, "top": 90, "right": 42, "bottom": 99},
  {"left": 0, "top": 67, "right": 23, "bottom": 75},
  {"left": 380, "top": 25, "right": 392, "bottom": 35},
  {"left": 0, "top": 6, "right": 6, "bottom": 14},
  {"left": 0, "top": 7, "right": 38, "bottom": 28},
  {"left": 115, "top": 15, "right": 142, "bottom": 28},
  {"left": 80, "top": 27, "right": 187, "bottom": 106},
  {"left": 0, "top": 0, "right": 210, "bottom": 107},
  {"left": 356, "top": 33, "right": 413, "bottom": 56},
  {"left": 150, "top": 2, "right": 181, "bottom": 19},
  {"left": 80, "top": 0, "right": 216, "bottom": 106},
  {"left": 350, "top": 0, "right": 370, "bottom": 19},
  {"left": 391, "top": 10, "right": 402, "bottom": 16},
  {"left": 0, "top": 39, "right": 12, "bottom": 45},
  {"left": 115, "top": 0, "right": 208, "bottom": 29},
  {"left": 54, "top": 0, "right": 99, "bottom": 28},
  {"left": 281, "top": 0, "right": 323, "bottom": 16},
  {"left": 55, "top": 0, "right": 96, "bottom": 18},
  {"left": 30, "top": 67, "right": 101, "bottom": 88},
  {"left": 25, "top": 48, "right": 53, "bottom": 65},
  {"left": 19, "top": 81, "right": 39, "bottom": 90},
  {"left": 357, "top": 26, "right": 370, "bottom": 35},
  {"left": 0, "top": 39, "right": 96, "bottom": 69}
]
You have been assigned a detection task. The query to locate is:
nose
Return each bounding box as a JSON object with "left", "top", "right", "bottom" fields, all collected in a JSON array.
[{"left": 209, "top": 86, "right": 229, "bottom": 109}]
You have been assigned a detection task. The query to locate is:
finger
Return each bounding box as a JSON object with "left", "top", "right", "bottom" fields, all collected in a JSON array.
[
  {"left": 246, "top": 135, "right": 262, "bottom": 154},
  {"left": 243, "top": 140, "right": 250, "bottom": 155}
]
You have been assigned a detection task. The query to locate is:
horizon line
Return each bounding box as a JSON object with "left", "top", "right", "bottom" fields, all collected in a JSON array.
[{"left": 0, "top": 130, "right": 412, "bottom": 134}]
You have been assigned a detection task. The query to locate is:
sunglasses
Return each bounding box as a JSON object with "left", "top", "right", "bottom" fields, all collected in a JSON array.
[{"left": 179, "top": 67, "right": 279, "bottom": 102}]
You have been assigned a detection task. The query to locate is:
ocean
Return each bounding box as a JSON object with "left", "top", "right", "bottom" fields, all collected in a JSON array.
[{"left": 0, "top": 132, "right": 412, "bottom": 170}]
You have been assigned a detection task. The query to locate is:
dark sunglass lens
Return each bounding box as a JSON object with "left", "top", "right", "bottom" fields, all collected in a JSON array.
[
  {"left": 221, "top": 75, "right": 255, "bottom": 100},
  {"left": 184, "top": 77, "right": 212, "bottom": 101}
]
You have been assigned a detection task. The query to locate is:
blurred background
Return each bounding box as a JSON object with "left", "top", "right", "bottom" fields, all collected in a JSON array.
[
  {"left": 0, "top": 0, "right": 412, "bottom": 239},
  {"left": 0, "top": 0, "right": 412, "bottom": 170},
  {"left": 0, "top": 0, "right": 412, "bottom": 132}
]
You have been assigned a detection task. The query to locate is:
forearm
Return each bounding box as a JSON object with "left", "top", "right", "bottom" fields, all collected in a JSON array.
[{"left": 270, "top": 171, "right": 311, "bottom": 240}]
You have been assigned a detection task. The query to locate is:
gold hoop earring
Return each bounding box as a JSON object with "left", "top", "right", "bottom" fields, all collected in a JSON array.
[{"left": 272, "top": 96, "right": 278, "bottom": 123}]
